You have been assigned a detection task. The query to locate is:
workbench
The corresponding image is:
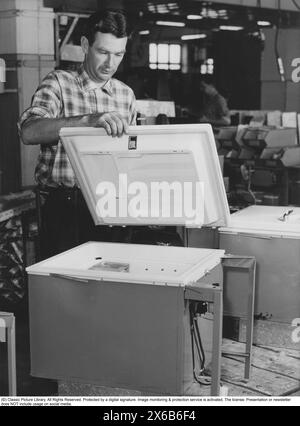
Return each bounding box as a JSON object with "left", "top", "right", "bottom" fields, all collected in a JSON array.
[
  {"left": 0, "top": 191, "right": 35, "bottom": 224},
  {"left": 0, "top": 191, "right": 36, "bottom": 304}
]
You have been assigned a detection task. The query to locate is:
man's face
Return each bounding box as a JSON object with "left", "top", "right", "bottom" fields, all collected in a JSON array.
[{"left": 81, "top": 32, "right": 127, "bottom": 83}]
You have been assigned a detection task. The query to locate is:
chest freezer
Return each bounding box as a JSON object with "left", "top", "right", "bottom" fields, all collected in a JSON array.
[
  {"left": 27, "top": 243, "right": 224, "bottom": 395},
  {"left": 27, "top": 124, "right": 230, "bottom": 395},
  {"left": 219, "top": 205, "right": 300, "bottom": 323}
]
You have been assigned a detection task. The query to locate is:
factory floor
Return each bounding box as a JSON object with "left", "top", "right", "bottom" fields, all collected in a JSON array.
[
  {"left": 0, "top": 302, "right": 58, "bottom": 397},
  {"left": 0, "top": 304, "right": 299, "bottom": 398},
  {"left": 187, "top": 340, "right": 300, "bottom": 397}
]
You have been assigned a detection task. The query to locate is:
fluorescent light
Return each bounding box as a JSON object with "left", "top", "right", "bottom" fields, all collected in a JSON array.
[
  {"left": 139, "top": 30, "right": 150, "bottom": 35},
  {"left": 220, "top": 25, "right": 243, "bottom": 31},
  {"left": 187, "top": 15, "right": 203, "bottom": 20},
  {"left": 156, "top": 20, "right": 185, "bottom": 27},
  {"left": 257, "top": 21, "right": 271, "bottom": 27},
  {"left": 181, "top": 34, "right": 207, "bottom": 40}
]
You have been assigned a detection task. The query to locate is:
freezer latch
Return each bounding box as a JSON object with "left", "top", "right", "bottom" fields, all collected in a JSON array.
[
  {"left": 128, "top": 135, "right": 137, "bottom": 150},
  {"left": 278, "top": 209, "right": 294, "bottom": 222}
]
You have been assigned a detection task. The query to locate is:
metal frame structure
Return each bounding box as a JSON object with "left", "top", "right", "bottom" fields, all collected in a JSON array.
[
  {"left": 185, "top": 283, "right": 223, "bottom": 396},
  {"left": 0, "top": 312, "right": 17, "bottom": 396},
  {"left": 55, "top": 12, "right": 90, "bottom": 67},
  {"left": 222, "top": 255, "right": 256, "bottom": 380}
]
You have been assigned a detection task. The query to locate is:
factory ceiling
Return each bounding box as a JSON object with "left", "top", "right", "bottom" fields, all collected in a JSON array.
[{"left": 44, "top": 0, "right": 300, "bottom": 30}]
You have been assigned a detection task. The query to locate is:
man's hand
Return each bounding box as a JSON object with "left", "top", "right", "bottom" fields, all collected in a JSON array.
[
  {"left": 90, "top": 112, "right": 129, "bottom": 137},
  {"left": 20, "top": 111, "right": 129, "bottom": 146}
]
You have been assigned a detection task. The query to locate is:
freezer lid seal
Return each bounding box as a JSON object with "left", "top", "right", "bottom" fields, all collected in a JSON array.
[{"left": 60, "top": 124, "right": 230, "bottom": 228}]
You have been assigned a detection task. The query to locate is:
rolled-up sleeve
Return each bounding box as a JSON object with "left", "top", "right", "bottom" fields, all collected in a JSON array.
[
  {"left": 18, "top": 72, "right": 62, "bottom": 130},
  {"left": 129, "top": 91, "right": 137, "bottom": 126}
]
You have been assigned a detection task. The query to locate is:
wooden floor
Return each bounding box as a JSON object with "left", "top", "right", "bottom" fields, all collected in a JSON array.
[{"left": 185, "top": 339, "right": 300, "bottom": 397}]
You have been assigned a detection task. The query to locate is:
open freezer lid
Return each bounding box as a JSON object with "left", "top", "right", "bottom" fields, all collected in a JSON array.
[
  {"left": 220, "top": 205, "right": 300, "bottom": 237},
  {"left": 60, "top": 124, "right": 230, "bottom": 228}
]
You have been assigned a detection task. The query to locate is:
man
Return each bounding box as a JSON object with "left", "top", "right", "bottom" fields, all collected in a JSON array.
[
  {"left": 198, "top": 76, "right": 231, "bottom": 127},
  {"left": 19, "top": 9, "right": 137, "bottom": 258}
]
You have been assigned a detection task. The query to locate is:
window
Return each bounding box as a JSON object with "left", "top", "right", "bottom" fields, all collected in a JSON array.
[
  {"left": 149, "top": 43, "right": 181, "bottom": 70},
  {"left": 201, "top": 58, "right": 214, "bottom": 75}
]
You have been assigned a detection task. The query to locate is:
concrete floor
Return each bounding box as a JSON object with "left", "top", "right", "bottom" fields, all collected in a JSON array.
[
  {"left": 1, "top": 301, "right": 299, "bottom": 397},
  {"left": 0, "top": 302, "right": 57, "bottom": 396}
]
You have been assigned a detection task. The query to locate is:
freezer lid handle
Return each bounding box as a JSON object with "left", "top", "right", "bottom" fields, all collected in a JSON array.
[{"left": 50, "top": 273, "right": 90, "bottom": 284}]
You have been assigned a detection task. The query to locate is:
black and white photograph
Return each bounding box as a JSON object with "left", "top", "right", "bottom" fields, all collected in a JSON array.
[{"left": 0, "top": 0, "right": 299, "bottom": 409}]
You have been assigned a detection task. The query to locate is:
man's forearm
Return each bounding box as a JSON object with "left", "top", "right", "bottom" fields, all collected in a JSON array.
[{"left": 21, "top": 115, "right": 93, "bottom": 145}]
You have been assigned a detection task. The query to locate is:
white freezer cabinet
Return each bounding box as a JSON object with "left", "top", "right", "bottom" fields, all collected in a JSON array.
[
  {"left": 219, "top": 205, "right": 300, "bottom": 323},
  {"left": 27, "top": 242, "right": 225, "bottom": 396}
]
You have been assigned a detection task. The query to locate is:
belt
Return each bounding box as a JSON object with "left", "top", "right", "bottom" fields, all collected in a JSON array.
[{"left": 38, "top": 185, "right": 80, "bottom": 194}]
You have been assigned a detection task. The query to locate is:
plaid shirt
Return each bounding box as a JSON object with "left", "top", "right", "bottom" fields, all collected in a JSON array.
[{"left": 19, "top": 65, "right": 137, "bottom": 187}]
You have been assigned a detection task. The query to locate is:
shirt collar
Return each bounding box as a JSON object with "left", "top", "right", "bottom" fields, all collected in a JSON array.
[{"left": 77, "top": 65, "right": 113, "bottom": 96}]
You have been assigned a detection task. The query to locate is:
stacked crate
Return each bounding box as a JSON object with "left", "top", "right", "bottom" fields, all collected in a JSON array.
[
  {"left": 0, "top": 216, "right": 24, "bottom": 304},
  {"left": 0, "top": 190, "right": 37, "bottom": 306}
]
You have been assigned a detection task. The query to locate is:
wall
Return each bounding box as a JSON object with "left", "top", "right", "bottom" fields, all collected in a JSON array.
[
  {"left": 0, "top": 0, "right": 55, "bottom": 192},
  {"left": 261, "top": 28, "right": 300, "bottom": 111},
  {"left": 213, "top": 31, "right": 262, "bottom": 110}
]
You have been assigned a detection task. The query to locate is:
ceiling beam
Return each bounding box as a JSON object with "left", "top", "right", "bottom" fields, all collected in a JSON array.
[
  {"left": 200, "top": 0, "right": 300, "bottom": 12},
  {"left": 43, "top": 0, "right": 300, "bottom": 14},
  {"left": 43, "top": 0, "right": 97, "bottom": 11}
]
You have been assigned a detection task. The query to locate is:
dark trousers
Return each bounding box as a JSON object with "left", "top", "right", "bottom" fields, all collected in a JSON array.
[{"left": 39, "top": 186, "right": 183, "bottom": 260}]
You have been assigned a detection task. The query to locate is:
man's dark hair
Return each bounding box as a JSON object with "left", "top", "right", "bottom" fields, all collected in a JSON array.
[{"left": 83, "top": 9, "right": 132, "bottom": 45}]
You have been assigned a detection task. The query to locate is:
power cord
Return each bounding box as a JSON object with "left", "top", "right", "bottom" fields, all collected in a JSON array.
[{"left": 189, "top": 301, "right": 211, "bottom": 386}]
